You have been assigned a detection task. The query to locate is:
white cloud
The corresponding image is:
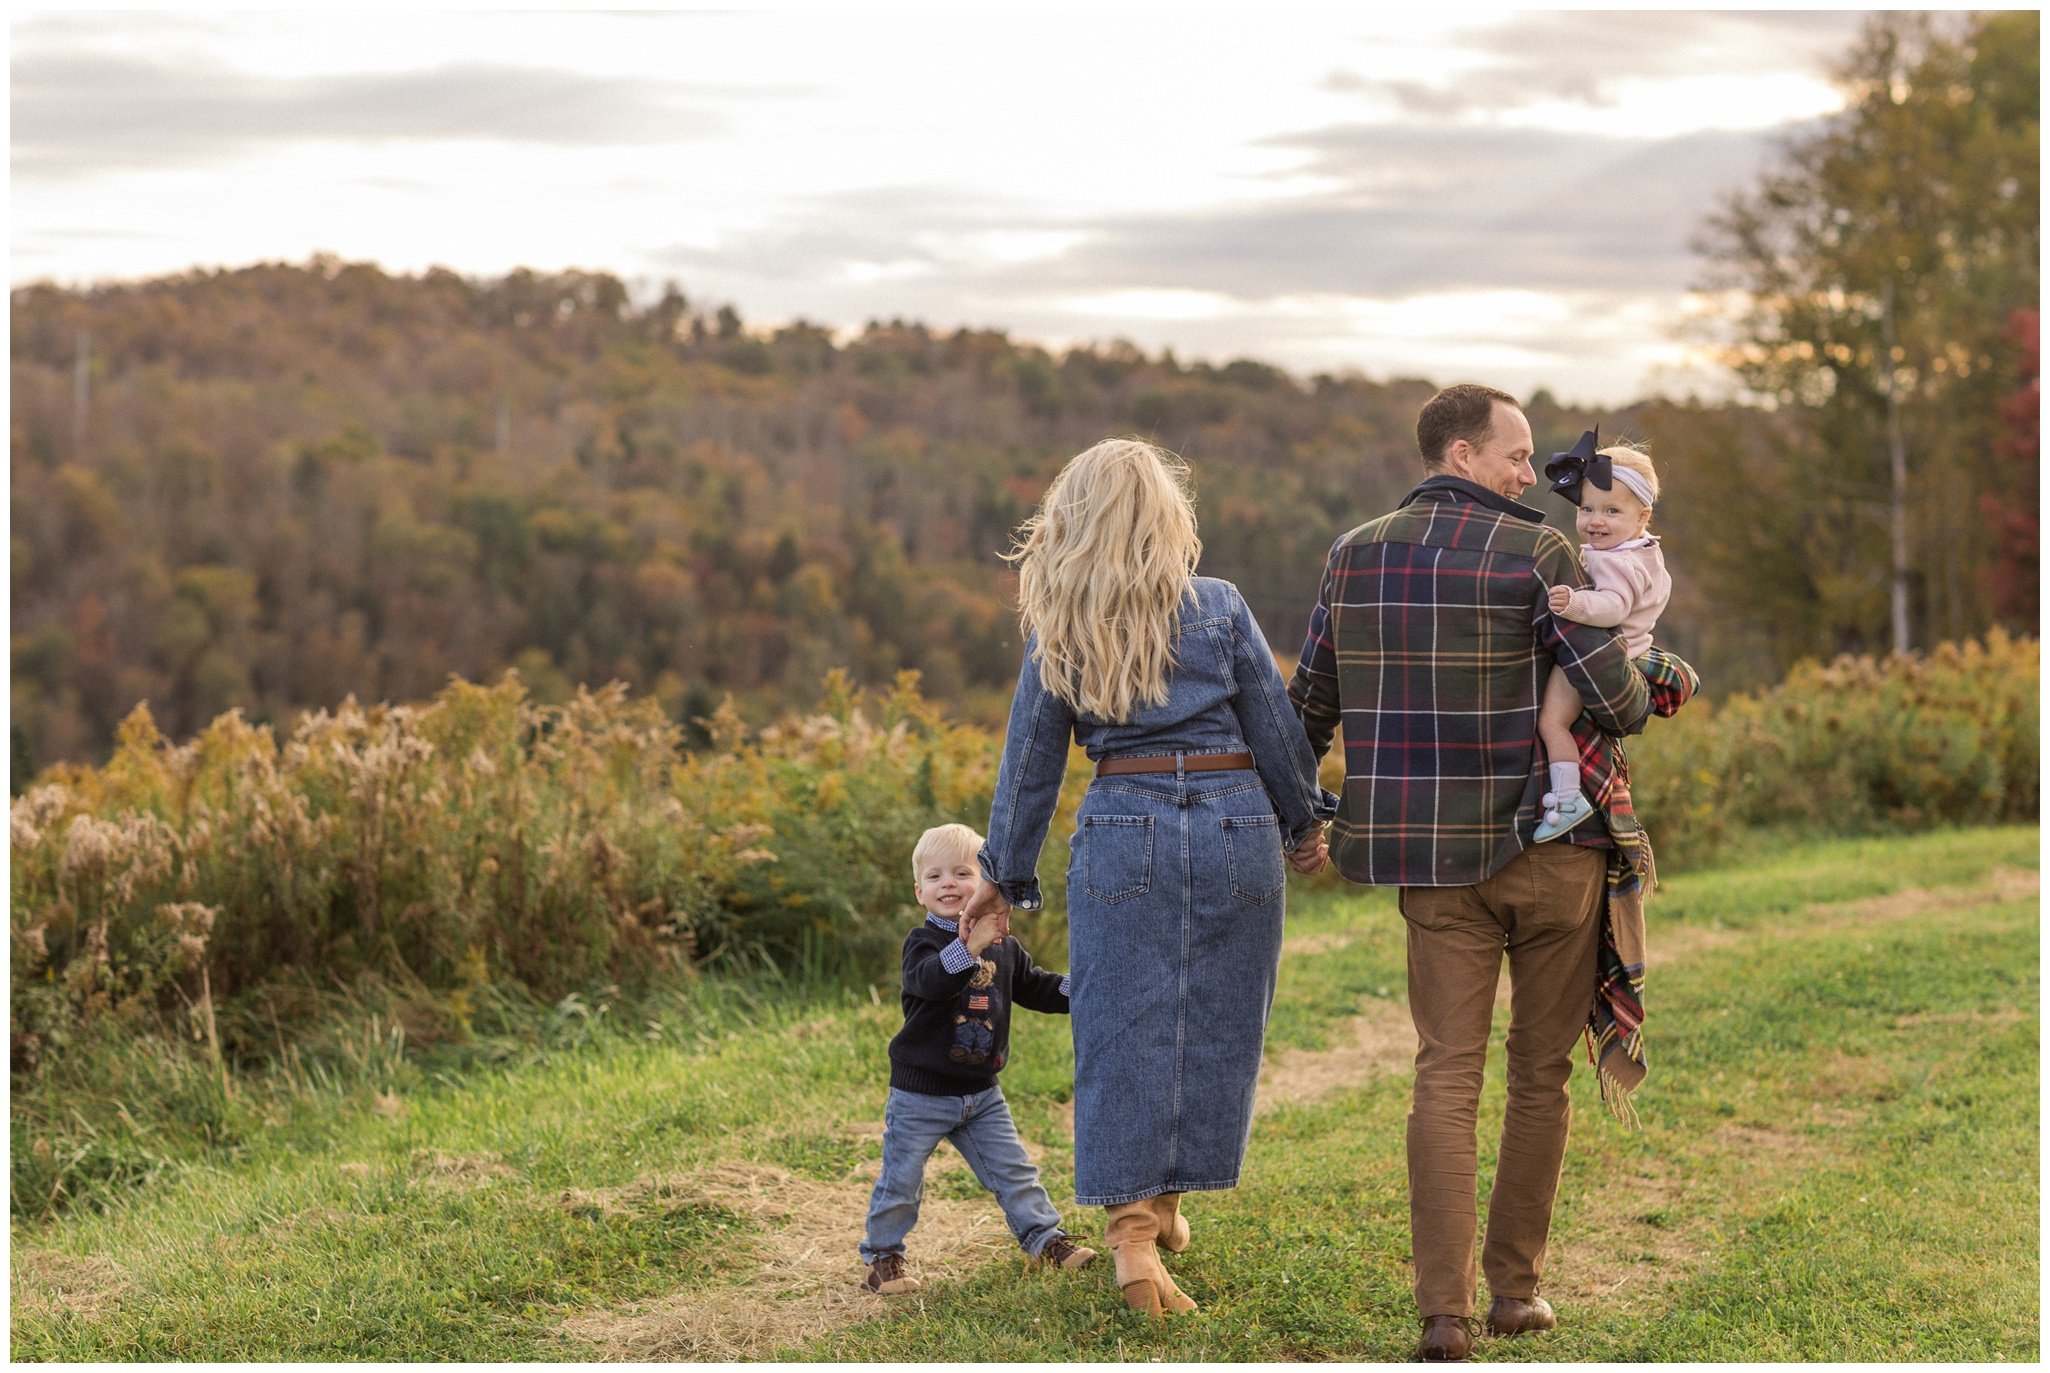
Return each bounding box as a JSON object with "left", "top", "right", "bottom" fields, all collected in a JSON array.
[
  {"left": 1057, "top": 289, "right": 1238, "bottom": 322},
  {"left": 8, "top": 8, "right": 1880, "bottom": 403},
  {"left": 1494, "top": 73, "right": 1846, "bottom": 138}
]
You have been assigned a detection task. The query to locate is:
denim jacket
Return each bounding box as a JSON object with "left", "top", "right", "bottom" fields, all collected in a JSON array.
[{"left": 979, "top": 576, "right": 1339, "bottom": 909}]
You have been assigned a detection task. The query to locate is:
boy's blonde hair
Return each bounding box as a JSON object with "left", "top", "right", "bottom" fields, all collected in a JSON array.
[
  {"left": 911, "top": 823, "right": 984, "bottom": 880},
  {"left": 1006, "top": 437, "right": 1201, "bottom": 724},
  {"left": 1597, "top": 443, "right": 1661, "bottom": 511}
]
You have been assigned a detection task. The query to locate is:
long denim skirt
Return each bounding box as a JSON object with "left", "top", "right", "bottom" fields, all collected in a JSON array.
[{"left": 1065, "top": 767, "right": 1287, "bottom": 1206}]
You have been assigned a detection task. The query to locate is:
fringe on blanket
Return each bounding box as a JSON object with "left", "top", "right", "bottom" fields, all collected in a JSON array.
[
  {"left": 1584, "top": 826, "right": 1654, "bottom": 1129},
  {"left": 1596, "top": 1064, "right": 1643, "bottom": 1129}
]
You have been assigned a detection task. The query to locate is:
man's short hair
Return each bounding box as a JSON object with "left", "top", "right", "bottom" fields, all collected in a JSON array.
[
  {"left": 1416, "top": 384, "right": 1521, "bottom": 468},
  {"left": 912, "top": 822, "right": 984, "bottom": 879}
]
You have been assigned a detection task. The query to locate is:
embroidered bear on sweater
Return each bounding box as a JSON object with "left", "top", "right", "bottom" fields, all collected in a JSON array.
[{"left": 950, "top": 1014, "right": 995, "bottom": 1064}]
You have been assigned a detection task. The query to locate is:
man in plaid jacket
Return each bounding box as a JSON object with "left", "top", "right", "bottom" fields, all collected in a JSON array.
[{"left": 1286, "top": 383, "right": 1693, "bottom": 1361}]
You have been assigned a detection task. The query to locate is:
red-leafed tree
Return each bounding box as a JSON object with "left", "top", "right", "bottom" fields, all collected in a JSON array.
[{"left": 1980, "top": 308, "right": 2039, "bottom": 625}]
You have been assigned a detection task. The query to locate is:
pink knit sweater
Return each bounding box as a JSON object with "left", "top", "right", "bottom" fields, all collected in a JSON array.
[{"left": 1563, "top": 536, "right": 1671, "bottom": 660}]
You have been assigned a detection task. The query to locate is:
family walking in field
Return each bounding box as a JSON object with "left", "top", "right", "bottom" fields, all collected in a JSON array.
[{"left": 859, "top": 383, "right": 1698, "bottom": 1361}]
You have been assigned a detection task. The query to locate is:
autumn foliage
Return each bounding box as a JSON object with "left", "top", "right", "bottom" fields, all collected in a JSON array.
[{"left": 10, "top": 259, "right": 1456, "bottom": 780}]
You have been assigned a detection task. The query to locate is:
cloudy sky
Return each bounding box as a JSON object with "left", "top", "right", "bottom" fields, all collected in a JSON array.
[{"left": 12, "top": 7, "right": 1875, "bottom": 404}]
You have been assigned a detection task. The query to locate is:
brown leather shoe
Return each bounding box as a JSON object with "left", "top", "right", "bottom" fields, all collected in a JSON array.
[
  {"left": 862, "top": 1252, "right": 920, "bottom": 1295},
  {"left": 1484, "top": 1294, "right": 1556, "bottom": 1336},
  {"left": 1415, "top": 1315, "right": 1474, "bottom": 1361},
  {"left": 1037, "top": 1235, "right": 1097, "bottom": 1270}
]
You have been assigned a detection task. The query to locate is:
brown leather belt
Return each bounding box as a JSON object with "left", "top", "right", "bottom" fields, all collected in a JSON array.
[{"left": 1096, "top": 751, "right": 1255, "bottom": 777}]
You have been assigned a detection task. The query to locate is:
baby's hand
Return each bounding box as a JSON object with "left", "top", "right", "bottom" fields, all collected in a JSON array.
[{"left": 1547, "top": 585, "right": 1573, "bottom": 614}]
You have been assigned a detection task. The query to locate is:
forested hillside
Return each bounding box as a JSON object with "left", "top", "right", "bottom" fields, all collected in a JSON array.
[
  {"left": 9, "top": 255, "right": 2033, "bottom": 779},
  {"left": 3, "top": 262, "right": 1514, "bottom": 774}
]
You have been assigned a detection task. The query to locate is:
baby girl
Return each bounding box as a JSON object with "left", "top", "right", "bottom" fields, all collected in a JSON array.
[{"left": 1534, "top": 430, "right": 1672, "bottom": 841}]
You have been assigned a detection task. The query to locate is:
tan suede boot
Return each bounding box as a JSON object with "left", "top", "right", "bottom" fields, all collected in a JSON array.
[
  {"left": 1148, "top": 1192, "right": 1190, "bottom": 1253},
  {"left": 1144, "top": 1192, "right": 1198, "bottom": 1312},
  {"left": 1105, "top": 1203, "right": 1198, "bottom": 1317}
]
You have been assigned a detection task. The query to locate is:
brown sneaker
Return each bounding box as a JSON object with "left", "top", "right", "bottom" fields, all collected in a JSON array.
[
  {"left": 1037, "top": 1235, "right": 1097, "bottom": 1270},
  {"left": 862, "top": 1252, "right": 920, "bottom": 1295}
]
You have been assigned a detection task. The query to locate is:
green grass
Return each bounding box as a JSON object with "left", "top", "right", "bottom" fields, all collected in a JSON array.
[{"left": 11, "top": 825, "right": 2037, "bottom": 1361}]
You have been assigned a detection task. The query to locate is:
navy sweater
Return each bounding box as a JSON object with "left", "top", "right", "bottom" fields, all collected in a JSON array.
[{"left": 889, "top": 915, "right": 1070, "bottom": 1096}]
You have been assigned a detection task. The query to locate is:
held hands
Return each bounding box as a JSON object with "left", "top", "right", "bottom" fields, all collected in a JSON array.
[
  {"left": 959, "top": 908, "right": 1000, "bottom": 956},
  {"left": 1547, "top": 585, "right": 1574, "bottom": 614},
  {"left": 958, "top": 880, "right": 1010, "bottom": 950},
  {"left": 1286, "top": 824, "right": 1330, "bottom": 875}
]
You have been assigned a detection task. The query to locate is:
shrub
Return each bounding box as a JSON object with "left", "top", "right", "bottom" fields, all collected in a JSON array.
[{"left": 1627, "top": 630, "right": 2038, "bottom": 868}]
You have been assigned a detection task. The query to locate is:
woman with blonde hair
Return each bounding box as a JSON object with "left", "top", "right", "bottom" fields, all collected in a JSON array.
[{"left": 961, "top": 437, "right": 1335, "bottom": 1317}]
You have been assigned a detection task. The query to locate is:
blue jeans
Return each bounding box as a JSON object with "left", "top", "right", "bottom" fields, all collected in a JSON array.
[{"left": 860, "top": 1085, "right": 1066, "bottom": 1263}]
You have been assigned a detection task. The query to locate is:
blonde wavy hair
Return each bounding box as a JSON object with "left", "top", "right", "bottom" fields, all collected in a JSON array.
[{"left": 1007, "top": 438, "right": 1201, "bottom": 722}]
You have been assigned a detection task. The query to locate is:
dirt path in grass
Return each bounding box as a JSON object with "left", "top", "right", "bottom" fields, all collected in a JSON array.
[
  {"left": 554, "top": 866, "right": 2037, "bottom": 1358},
  {"left": 553, "top": 1154, "right": 1022, "bottom": 1360},
  {"left": 1646, "top": 864, "right": 2039, "bottom": 969},
  {"left": 1259, "top": 866, "right": 2039, "bottom": 1316}
]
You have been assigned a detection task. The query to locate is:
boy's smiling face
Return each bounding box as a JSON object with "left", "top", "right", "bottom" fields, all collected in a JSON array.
[{"left": 914, "top": 854, "right": 981, "bottom": 919}]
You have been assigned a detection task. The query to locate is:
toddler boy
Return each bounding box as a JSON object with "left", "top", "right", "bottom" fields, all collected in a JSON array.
[{"left": 860, "top": 822, "right": 1095, "bottom": 1293}]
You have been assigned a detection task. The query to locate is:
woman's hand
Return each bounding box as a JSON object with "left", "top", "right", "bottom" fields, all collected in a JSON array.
[{"left": 959, "top": 880, "right": 1011, "bottom": 941}]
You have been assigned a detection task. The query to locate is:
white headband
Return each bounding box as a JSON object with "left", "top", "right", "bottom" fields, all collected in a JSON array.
[{"left": 1593, "top": 463, "right": 1656, "bottom": 510}]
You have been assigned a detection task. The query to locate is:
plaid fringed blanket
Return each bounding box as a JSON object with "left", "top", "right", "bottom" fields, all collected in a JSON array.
[
  {"left": 1587, "top": 824, "right": 1652, "bottom": 1126},
  {"left": 1569, "top": 645, "right": 1698, "bottom": 1127}
]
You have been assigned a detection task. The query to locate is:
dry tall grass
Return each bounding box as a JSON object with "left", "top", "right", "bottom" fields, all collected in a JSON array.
[{"left": 10, "top": 669, "right": 999, "bottom": 1076}]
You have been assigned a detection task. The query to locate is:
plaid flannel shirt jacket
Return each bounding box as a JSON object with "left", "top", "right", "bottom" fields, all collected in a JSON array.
[{"left": 1288, "top": 475, "right": 1697, "bottom": 888}]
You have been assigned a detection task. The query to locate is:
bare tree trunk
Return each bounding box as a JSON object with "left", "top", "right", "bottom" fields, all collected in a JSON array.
[
  {"left": 71, "top": 330, "right": 90, "bottom": 457},
  {"left": 1881, "top": 284, "right": 1911, "bottom": 656}
]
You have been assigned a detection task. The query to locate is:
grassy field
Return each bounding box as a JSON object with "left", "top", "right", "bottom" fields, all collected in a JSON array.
[{"left": 10, "top": 826, "right": 2038, "bottom": 1362}]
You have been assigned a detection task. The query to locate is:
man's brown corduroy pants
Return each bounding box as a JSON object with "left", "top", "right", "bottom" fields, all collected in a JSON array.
[{"left": 1398, "top": 842, "right": 1606, "bottom": 1319}]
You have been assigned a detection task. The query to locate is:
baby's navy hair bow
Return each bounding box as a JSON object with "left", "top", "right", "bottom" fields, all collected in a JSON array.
[{"left": 1544, "top": 426, "right": 1609, "bottom": 505}]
